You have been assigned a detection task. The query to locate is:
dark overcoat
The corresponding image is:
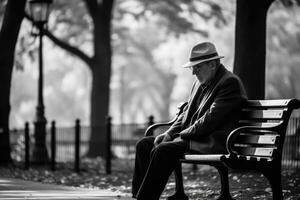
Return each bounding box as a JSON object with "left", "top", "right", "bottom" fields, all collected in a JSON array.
[{"left": 167, "top": 64, "right": 247, "bottom": 153}]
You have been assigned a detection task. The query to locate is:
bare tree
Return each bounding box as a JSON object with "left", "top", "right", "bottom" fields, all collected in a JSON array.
[{"left": 0, "top": 0, "right": 27, "bottom": 164}]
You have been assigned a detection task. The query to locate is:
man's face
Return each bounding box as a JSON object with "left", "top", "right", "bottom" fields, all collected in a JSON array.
[{"left": 190, "top": 61, "right": 216, "bottom": 83}]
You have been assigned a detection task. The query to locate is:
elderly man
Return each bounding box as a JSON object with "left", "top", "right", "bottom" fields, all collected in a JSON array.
[{"left": 132, "top": 42, "right": 247, "bottom": 200}]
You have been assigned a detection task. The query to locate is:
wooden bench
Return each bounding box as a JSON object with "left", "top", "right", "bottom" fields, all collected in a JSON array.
[{"left": 145, "top": 99, "right": 300, "bottom": 200}]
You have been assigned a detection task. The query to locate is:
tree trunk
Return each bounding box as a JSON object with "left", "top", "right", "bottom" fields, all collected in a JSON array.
[
  {"left": 233, "top": 0, "right": 274, "bottom": 99},
  {"left": 0, "top": 0, "right": 26, "bottom": 164},
  {"left": 45, "top": 0, "right": 114, "bottom": 158},
  {"left": 87, "top": 62, "right": 111, "bottom": 157},
  {"left": 86, "top": 1, "right": 112, "bottom": 157}
]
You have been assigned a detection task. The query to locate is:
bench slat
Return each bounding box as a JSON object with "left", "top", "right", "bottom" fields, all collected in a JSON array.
[
  {"left": 237, "top": 121, "right": 283, "bottom": 127},
  {"left": 234, "top": 147, "right": 275, "bottom": 157},
  {"left": 183, "top": 154, "right": 225, "bottom": 162},
  {"left": 244, "top": 99, "right": 290, "bottom": 108},
  {"left": 225, "top": 154, "right": 273, "bottom": 162},
  {"left": 241, "top": 109, "right": 286, "bottom": 120},
  {"left": 234, "top": 134, "right": 278, "bottom": 145}
]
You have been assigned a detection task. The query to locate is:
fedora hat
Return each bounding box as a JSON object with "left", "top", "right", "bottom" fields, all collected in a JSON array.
[{"left": 182, "top": 42, "right": 224, "bottom": 68}]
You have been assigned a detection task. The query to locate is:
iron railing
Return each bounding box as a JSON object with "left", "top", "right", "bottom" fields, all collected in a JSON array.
[{"left": 10, "top": 117, "right": 300, "bottom": 172}]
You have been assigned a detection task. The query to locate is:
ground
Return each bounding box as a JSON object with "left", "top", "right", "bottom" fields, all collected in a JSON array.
[{"left": 0, "top": 158, "right": 299, "bottom": 200}]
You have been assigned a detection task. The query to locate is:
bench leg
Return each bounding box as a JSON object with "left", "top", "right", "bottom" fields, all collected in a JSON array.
[
  {"left": 214, "top": 165, "right": 235, "bottom": 200},
  {"left": 263, "top": 168, "right": 283, "bottom": 200},
  {"left": 167, "top": 162, "right": 189, "bottom": 200}
]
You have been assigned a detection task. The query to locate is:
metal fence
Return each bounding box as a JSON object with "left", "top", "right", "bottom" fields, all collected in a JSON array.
[
  {"left": 282, "top": 118, "right": 300, "bottom": 169},
  {"left": 10, "top": 117, "right": 300, "bottom": 172},
  {"left": 10, "top": 118, "right": 150, "bottom": 172}
]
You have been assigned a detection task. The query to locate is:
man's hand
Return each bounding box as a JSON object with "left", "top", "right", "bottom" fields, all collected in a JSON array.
[{"left": 154, "top": 133, "right": 172, "bottom": 146}]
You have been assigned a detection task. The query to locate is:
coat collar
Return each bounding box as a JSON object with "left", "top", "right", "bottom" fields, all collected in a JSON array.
[
  {"left": 195, "top": 64, "right": 227, "bottom": 111},
  {"left": 204, "top": 64, "right": 227, "bottom": 89}
]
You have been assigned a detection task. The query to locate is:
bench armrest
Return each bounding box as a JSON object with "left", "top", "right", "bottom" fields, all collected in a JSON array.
[
  {"left": 226, "top": 124, "right": 282, "bottom": 155},
  {"left": 144, "top": 102, "right": 188, "bottom": 136},
  {"left": 288, "top": 98, "right": 300, "bottom": 109}
]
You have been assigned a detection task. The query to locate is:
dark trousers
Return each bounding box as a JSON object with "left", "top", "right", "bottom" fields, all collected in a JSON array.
[{"left": 132, "top": 136, "right": 189, "bottom": 200}]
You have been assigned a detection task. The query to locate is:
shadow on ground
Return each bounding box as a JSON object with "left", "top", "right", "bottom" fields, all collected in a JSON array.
[{"left": 0, "top": 159, "right": 299, "bottom": 200}]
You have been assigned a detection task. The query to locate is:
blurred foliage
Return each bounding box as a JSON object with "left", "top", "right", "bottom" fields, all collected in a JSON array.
[
  {"left": 266, "top": 3, "right": 300, "bottom": 101},
  {"left": 115, "top": 0, "right": 231, "bottom": 37},
  {"left": 8, "top": 0, "right": 233, "bottom": 126},
  {"left": 280, "top": 0, "right": 300, "bottom": 6},
  {"left": 0, "top": 3, "right": 5, "bottom": 26},
  {"left": 4, "top": 0, "right": 300, "bottom": 127}
]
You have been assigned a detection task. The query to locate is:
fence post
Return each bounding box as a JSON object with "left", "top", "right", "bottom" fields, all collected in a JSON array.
[
  {"left": 146, "top": 115, "right": 155, "bottom": 136},
  {"left": 74, "top": 119, "right": 80, "bottom": 172},
  {"left": 106, "top": 116, "right": 112, "bottom": 174},
  {"left": 50, "top": 120, "right": 56, "bottom": 171},
  {"left": 296, "top": 118, "right": 300, "bottom": 169},
  {"left": 148, "top": 115, "right": 155, "bottom": 127},
  {"left": 25, "top": 122, "right": 30, "bottom": 169}
]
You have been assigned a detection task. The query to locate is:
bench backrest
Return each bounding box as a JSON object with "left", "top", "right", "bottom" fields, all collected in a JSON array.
[{"left": 228, "top": 99, "right": 300, "bottom": 161}]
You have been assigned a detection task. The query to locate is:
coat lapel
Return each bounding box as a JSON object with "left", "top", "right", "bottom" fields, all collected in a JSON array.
[
  {"left": 182, "top": 81, "right": 202, "bottom": 124},
  {"left": 194, "top": 65, "right": 227, "bottom": 116},
  {"left": 182, "top": 65, "right": 227, "bottom": 126}
]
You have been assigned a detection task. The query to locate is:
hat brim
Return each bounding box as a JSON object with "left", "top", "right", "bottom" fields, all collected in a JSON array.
[{"left": 182, "top": 56, "right": 224, "bottom": 68}]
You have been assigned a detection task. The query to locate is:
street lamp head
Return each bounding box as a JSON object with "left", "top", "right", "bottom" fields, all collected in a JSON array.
[{"left": 29, "top": 0, "right": 53, "bottom": 25}]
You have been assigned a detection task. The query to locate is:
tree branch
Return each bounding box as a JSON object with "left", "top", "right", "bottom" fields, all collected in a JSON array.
[
  {"left": 131, "top": 39, "right": 168, "bottom": 82},
  {"left": 25, "top": 12, "right": 92, "bottom": 67},
  {"left": 44, "top": 30, "right": 92, "bottom": 67},
  {"left": 164, "top": 0, "right": 183, "bottom": 12},
  {"left": 190, "top": 27, "right": 209, "bottom": 37},
  {"left": 83, "top": 0, "right": 97, "bottom": 23}
]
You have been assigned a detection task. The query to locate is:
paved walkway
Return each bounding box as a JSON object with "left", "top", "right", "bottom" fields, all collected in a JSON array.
[{"left": 0, "top": 178, "right": 132, "bottom": 200}]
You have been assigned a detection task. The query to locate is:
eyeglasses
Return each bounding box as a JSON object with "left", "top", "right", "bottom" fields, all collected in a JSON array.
[{"left": 188, "top": 62, "right": 207, "bottom": 71}]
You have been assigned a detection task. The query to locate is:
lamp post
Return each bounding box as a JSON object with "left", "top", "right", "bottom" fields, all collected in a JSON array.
[{"left": 29, "top": 0, "right": 52, "bottom": 164}]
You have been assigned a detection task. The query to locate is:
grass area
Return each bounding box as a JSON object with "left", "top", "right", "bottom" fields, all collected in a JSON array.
[{"left": 0, "top": 158, "right": 299, "bottom": 200}]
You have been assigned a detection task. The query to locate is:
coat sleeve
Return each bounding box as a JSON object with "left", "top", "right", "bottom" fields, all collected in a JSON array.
[
  {"left": 165, "top": 105, "right": 188, "bottom": 138},
  {"left": 164, "top": 81, "right": 197, "bottom": 138},
  {"left": 179, "top": 76, "right": 246, "bottom": 140}
]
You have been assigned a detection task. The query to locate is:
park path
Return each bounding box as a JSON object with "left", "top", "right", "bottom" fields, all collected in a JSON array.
[{"left": 0, "top": 178, "right": 132, "bottom": 200}]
